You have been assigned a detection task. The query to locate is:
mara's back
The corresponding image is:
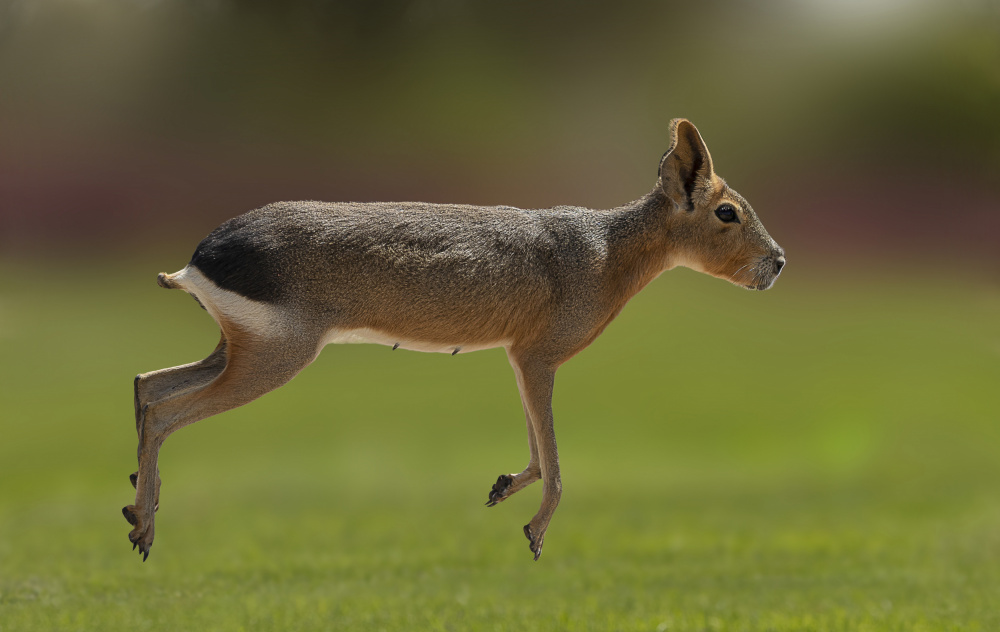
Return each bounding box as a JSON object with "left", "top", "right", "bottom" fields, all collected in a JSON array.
[{"left": 188, "top": 201, "right": 617, "bottom": 347}]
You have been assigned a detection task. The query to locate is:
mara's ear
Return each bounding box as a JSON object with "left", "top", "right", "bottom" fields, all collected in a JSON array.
[{"left": 658, "top": 118, "right": 715, "bottom": 210}]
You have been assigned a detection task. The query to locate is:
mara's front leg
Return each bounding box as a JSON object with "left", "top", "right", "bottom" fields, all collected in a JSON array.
[
  {"left": 486, "top": 395, "right": 541, "bottom": 507},
  {"left": 506, "top": 353, "right": 560, "bottom": 560}
]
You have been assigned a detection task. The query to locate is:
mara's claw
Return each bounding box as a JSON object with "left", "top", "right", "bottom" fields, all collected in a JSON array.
[
  {"left": 128, "top": 528, "right": 153, "bottom": 562},
  {"left": 524, "top": 523, "right": 544, "bottom": 561},
  {"left": 486, "top": 474, "right": 513, "bottom": 507}
]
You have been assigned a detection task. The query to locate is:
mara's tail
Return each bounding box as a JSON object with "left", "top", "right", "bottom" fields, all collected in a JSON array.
[
  {"left": 156, "top": 270, "right": 183, "bottom": 290},
  {"left": 155, "top": 266, "right": 213, "bottom": 315},
  {"left": 156, "top": 272, "right": 177, "bottom": 290}
]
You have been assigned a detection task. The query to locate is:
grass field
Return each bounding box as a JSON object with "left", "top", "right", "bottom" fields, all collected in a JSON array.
[{"left": 1, "top": 257, "right": 998, "bottom": 631}]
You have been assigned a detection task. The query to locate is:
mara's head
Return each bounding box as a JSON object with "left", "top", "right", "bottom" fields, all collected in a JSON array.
[{"left": 658, "top": 118, "right": 785, "bottom": 290}]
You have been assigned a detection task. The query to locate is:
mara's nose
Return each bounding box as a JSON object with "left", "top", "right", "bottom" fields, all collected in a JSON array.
[{"left": 774, "top": 256, "right": 786, "bottom": 274}]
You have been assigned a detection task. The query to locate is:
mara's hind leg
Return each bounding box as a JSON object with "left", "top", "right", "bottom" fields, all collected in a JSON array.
[
  {"left": 507, "top": 352, "right": 560, "bottom": 561},
  {"left": 123, "top": 328, "right": 319, "bottom": 561},
  {"left": 485, "top": 385, "right": 541, "bottom": 506},
  {"left": 134, "top": 335, "right": 228, "bottom": 427},
  {"left": 130, "top": 335, "right": 229, "bottom": 508}
]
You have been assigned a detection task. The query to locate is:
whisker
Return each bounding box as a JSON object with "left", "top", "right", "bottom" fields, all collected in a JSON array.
[{"left": 751, "top": 257, "right": 771, "bottom": 289}]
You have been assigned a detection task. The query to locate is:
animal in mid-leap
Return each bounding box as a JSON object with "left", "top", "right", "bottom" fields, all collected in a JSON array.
[{"left": 124, "top": 119, "right": 785, "bottom": 561}]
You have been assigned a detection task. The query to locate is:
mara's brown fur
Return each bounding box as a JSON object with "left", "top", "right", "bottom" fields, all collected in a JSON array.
[{"left": 123, "top": 119, "right": 785, "bottom": 561}]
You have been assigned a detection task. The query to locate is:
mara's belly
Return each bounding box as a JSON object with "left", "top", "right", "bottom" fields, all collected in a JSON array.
[
  {"left": 320, "top": 327, "right": 508, "bottom": 355},
  {"left": 168, "top": 265, "right": 515, "bottom": 355}
]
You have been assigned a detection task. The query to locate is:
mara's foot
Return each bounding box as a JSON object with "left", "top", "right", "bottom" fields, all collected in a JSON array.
[
  {"left": 122, "top": 505, "right": 155, "bottom": 561},
  {"left": 523, "top": 523, "right": 545, "bottom": 561},
  {"left": 485, "top": 474, "right": 514, "bottom": 507},
  {"left": 129, "top": 471, "right": 160, "bottom": 512}
]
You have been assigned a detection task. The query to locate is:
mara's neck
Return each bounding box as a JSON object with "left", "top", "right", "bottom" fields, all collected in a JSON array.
[{"left": 602, "top": 187, "right": 679, "bottom": 305}]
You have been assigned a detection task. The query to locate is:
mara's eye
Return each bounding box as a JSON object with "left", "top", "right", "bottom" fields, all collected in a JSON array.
[{"left": 715, "top": 204, "right": 739, "bottom": 223}]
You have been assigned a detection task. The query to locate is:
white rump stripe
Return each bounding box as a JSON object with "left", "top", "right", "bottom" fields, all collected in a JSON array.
[{"left": 170, "top": 266, "right": 296, "bottom": 335}]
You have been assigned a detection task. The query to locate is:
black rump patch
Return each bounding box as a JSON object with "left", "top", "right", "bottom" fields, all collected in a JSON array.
[{"left": 189, "top": 214, "right": 286, "bottom": 303}]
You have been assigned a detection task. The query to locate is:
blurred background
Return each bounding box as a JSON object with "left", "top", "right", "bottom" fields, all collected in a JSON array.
[
  {"left": 1, "top": 0, "right": 999, "bottom": 259},
  {"left": 1, "top": 1, "right": 999, "bottom": 629}
]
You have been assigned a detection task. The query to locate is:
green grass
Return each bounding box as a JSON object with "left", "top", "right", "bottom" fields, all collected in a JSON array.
[{"left": 1, "top": 258, "right": 998, "bottom": 631}]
